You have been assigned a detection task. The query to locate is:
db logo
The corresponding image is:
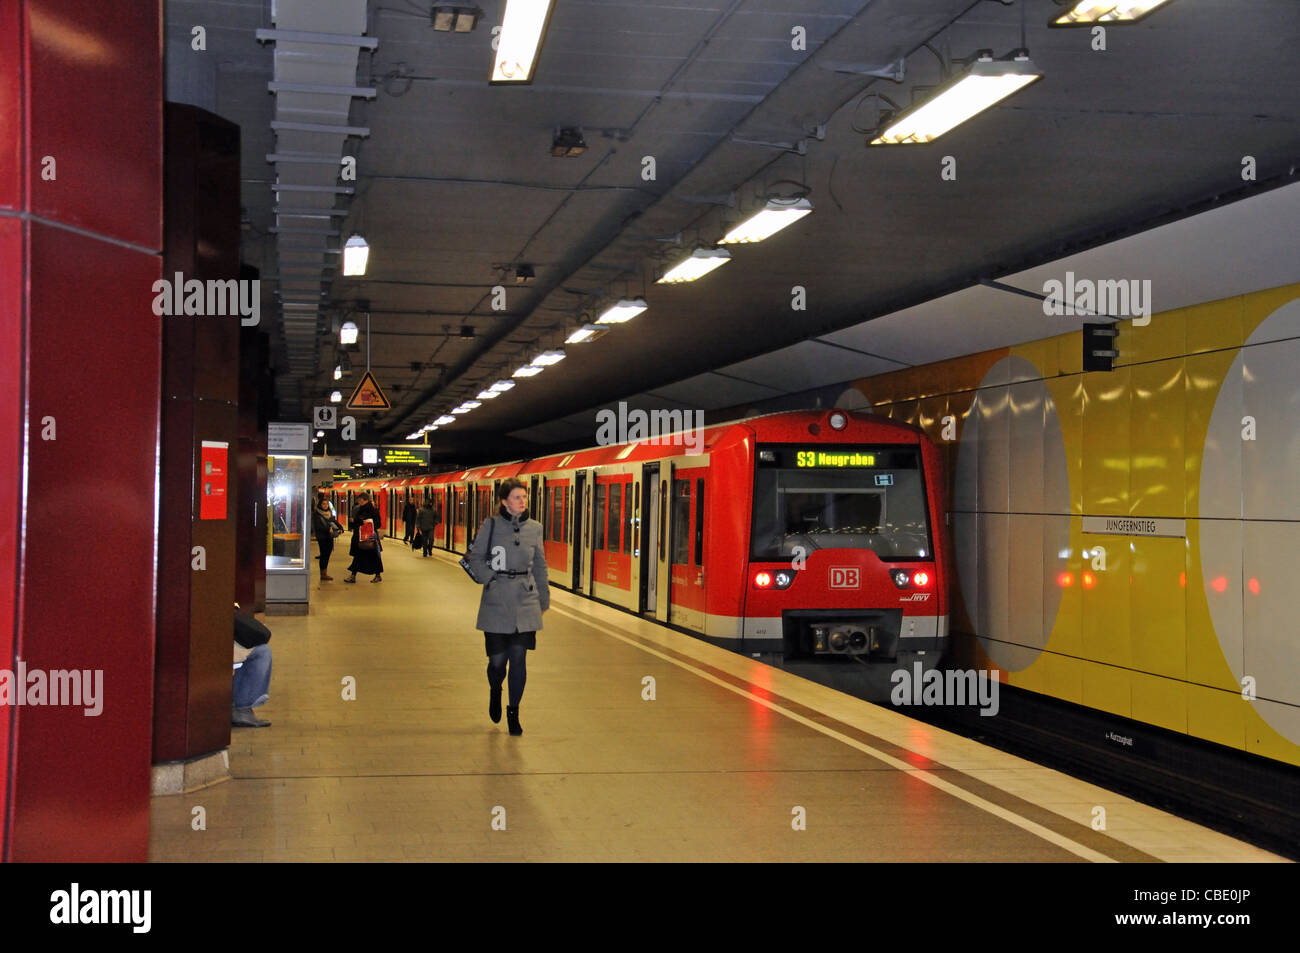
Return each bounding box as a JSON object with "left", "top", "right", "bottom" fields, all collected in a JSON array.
[{"left": 829, "top": 567, "right": 859, "bottom": 589}]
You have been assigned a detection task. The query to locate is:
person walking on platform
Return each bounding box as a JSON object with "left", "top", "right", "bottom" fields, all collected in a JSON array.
[
  {"left": 312, "top": 493, "right": 342, "bottom": 581},
  {"left": 417, "top": 497, "right": 438, "bottom": 557},
  {"left": 344, "top": 491, "right": 384, "bottom": 583},
  {"left": 464, "top": 478, "right": 549, "bottom": 736},
  {"left": 402, "top": 496, "right": 418, "bottom": 544}
]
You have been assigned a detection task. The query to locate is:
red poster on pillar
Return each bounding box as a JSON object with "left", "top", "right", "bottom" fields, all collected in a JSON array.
[{"left": 199, "top": 441, "right": 229, "bottom": 520}]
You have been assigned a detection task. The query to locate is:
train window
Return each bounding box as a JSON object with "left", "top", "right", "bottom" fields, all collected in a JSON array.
[
  {"left": 695, "top": 479, "right": 705, "bottom": 566},
  {"left": 671, "top": 479, "right": 691, "bottom": 565},
  {"left": 749, "top": 446, "right": 931, "bottom": 561},
  {"left": 623, "top": 482, "right": 635, "bottom": 555},
  {"left": 594, "top": 483, "right": 607, "bottom": 551},
  {"left": 607, "top": 483, "right": 622, "bottom": 553},
  {"left": 552, "top": 487, "right": 564, "bottom": 544}
]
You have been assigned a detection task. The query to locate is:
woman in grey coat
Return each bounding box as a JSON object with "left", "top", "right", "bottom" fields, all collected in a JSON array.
[{"left": 464, "top": 478, "right": 549, "bottom": 735}]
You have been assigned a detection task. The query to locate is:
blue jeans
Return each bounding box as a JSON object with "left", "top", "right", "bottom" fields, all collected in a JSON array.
[{"left": 233, "top": 644, "right": 272, "bottom": 708}]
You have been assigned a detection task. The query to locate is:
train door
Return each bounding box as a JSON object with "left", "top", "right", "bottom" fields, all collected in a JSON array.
[
  {"left": 668, "top": 468, "right": 707, "bottom": 631},
  {"left": 441, "top": 489, "right": 451, "bottom": 549},
  {"left": 468, "top": 483, "right": 478, "bottom": 544},
  {"left": 640, "top": 463, "right": 659, "bottom": 615},
  {"left": 529, "top": 475, "right": 540, "bottom": 521},
  {"left": 572, "top": 471, "right": 586, "bottom": 592}
]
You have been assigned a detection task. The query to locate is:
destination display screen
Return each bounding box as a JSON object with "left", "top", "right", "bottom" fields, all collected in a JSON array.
[
  {"left": 381, "top": 445, "right": 430, "bottom": 466},
  {"left": 760, "top": 446, "right": 920, "bottom": 470}
]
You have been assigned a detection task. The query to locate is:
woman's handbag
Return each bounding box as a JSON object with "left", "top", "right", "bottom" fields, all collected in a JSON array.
[
  {"left": 412, "top": 530, "right": 424, "bottom": 550},
  {"left": 330, "top": 519, "right": 344, "bottom": 539},
  {"left": 357, "top": 519, "right": 378, "bottom": 550},
  {"left": 457, "top": 517, "right": 495, "bottom": 583}
]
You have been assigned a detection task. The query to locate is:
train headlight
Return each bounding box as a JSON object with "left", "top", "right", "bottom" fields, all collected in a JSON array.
[
  {"left": 774, "top": 570, "right": 795, "bottom": 589},
  {"left": 891, "top": 569, "right": 912, "bottom": 588},
  {"left": 829, "top": 412, "right": 847, "bottom": 431},
  {"left": 754, "top": 571, "right": 773, "bottom": 588},
  {"left": 829, "top": 631, "right": 848, "bottom": 651}
]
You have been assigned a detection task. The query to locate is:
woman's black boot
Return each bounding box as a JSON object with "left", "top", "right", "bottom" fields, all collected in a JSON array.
[
  {"left": 506, "top": 706, "right": 522, "bottom": 736},
  {"left": 489, "top": 688, "right": 502, "bottom": 724}
]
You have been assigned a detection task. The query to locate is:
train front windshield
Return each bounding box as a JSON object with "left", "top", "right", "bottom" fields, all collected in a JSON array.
[{"left": 750, "top": 446, "right": 933, "bottom": 561}]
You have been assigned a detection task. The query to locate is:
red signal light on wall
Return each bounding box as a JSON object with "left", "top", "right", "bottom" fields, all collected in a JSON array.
[
  {"left": 1248, "top": 577, "right": 1260, "bottom": 594},
  {"left": 913, "top": 570, "right": 930, "bottom": 587},
  {"left": 1211, "top": 576, "right": 1227, "bottom": 593},
  {"left": 754, "top": 572, "right": 772, "bottom": 588},
  {"left": 1057, "top": 572, "right": 1074, "bottom": 587}
]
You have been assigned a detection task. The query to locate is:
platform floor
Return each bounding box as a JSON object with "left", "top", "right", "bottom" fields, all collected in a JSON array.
[{"left": 149, "top": 539, "right": 1288, "bottom": 862}]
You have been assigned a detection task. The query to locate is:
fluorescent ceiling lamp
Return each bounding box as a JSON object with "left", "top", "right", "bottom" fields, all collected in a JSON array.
[
  {"left": 530, "top": 349, "right": 566, "bottom": 366},
  {"left": 595, "top": 298, "right": 648, "bottom": 325},
  {"left": 333, "top": 365, "right": 342, "bottom": 380},
  {"left": 462, "top": 400, "right": 482, "bottom": 409},
  {"left": 342, "top": 233, "right": 369, "bottom": 276},
  {"left": 330, "top": 391, "right": 342, "bottom": 403},
  {"left": 477, "top": 389, "right": 500, "bottom": 399},
  {"left": 340, "top": 321, "right": 359, "bottom": 345},
  {"left": 452, "top": 406, "right": 472, "bottom": 414},
  {"left": 718, "top": 198, "right": 813, "bottom": 244},
  {"left": 489, "top": 380, "right": 516, "bottom": 392},
  {"left": 1051, "top": 0, "right": 1175, "bottom": 25},
  {"left": 657, "top": 247, "right": 732, "bottom": 284},
  {"left": 566, "top": 323, "right": 608, "bottom": 344},
  {"left": 870, "top": 55, "right": 1043, "bottom": 145},
  {"left": 316, "top": 431, "right": 325, "bottom": 438},
  {"left": 490, "top": 0, "right": 553, "bottom": 83},
  {"left": 513, "top": 364, "right": 544, "bottom": 378},
  {"left": 435, "top": 415, "right": 456, "bottom": 425}
]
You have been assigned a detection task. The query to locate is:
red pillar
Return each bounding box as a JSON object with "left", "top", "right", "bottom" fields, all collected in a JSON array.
[{"left": 0, "top": 2, "right": 162, "bottom": 861}]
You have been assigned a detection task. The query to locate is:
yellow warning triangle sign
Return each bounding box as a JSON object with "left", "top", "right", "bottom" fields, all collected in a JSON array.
[{"left": 346, "top": 370, "right": 391, "bottom": 410}]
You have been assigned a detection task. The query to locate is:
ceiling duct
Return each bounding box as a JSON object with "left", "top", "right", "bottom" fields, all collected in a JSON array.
[{"left": 257, "top": 0, "right": 374, "bottom": 407}]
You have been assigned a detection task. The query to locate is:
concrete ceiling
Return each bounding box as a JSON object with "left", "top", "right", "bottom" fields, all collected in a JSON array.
[{"left": 165, "top": 0, "right": 1300, "bottom": 460}]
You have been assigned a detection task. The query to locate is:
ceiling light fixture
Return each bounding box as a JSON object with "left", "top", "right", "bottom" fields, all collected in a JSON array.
[
  {"left": 530, "top": 349, "right": 566, "bottom": 366},
  {"left": 550, "top": 127, "right": 587, "bottom": 158},
  {"left": 869, "top": 52, "right": 1043, "bottom": 145},
  {"left": 595, "top": 298, "right": 648, "bottom": 324},
  {"left": 513, "top": 364, "right": 544, "bottom": 378},
  {"left": 462, "top": 400, "right": 482, "bottom": 409},
  {"left": 340, "top": 321, "right": 359, "bottom": 345},
  {"left": 435, "top": 415, "right": 456, "bottom": 425},
  {"left": 477, "top": 389, "right": 500, "bottom": 399},
  {"left": 657, "top": 247, "right": 732, "bottom": 284},
  {"left": 565, "top": 323, "right": 608, "bottom": 344},
  {"left": 342, "top": 233, "right": 370, "bottom": 276},
  {"left": 333, "top": 365, "right": 342, "bottom": 381},
  {"left": 489, "top": 380, "right": 516, "bottom": 392},
  {"left": 330, "top": 391, "right": 343, "bottom": 403},
  {"left": 491, "top": 0, "right": 554, "bottom": 83},
  {"left": 1050, "top": 0, "right": 1175, "bottom": 25},
  {"left": 452, "top": 405, "right": 473, "bottom": 414},
  {"left": 718, "top": 197, "right": 813, "bottom": 244}
]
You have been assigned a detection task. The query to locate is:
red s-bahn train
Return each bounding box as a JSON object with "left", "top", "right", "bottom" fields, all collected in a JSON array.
[{"left": 326, "top": 409, "right": 950, "bottom": 692}]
